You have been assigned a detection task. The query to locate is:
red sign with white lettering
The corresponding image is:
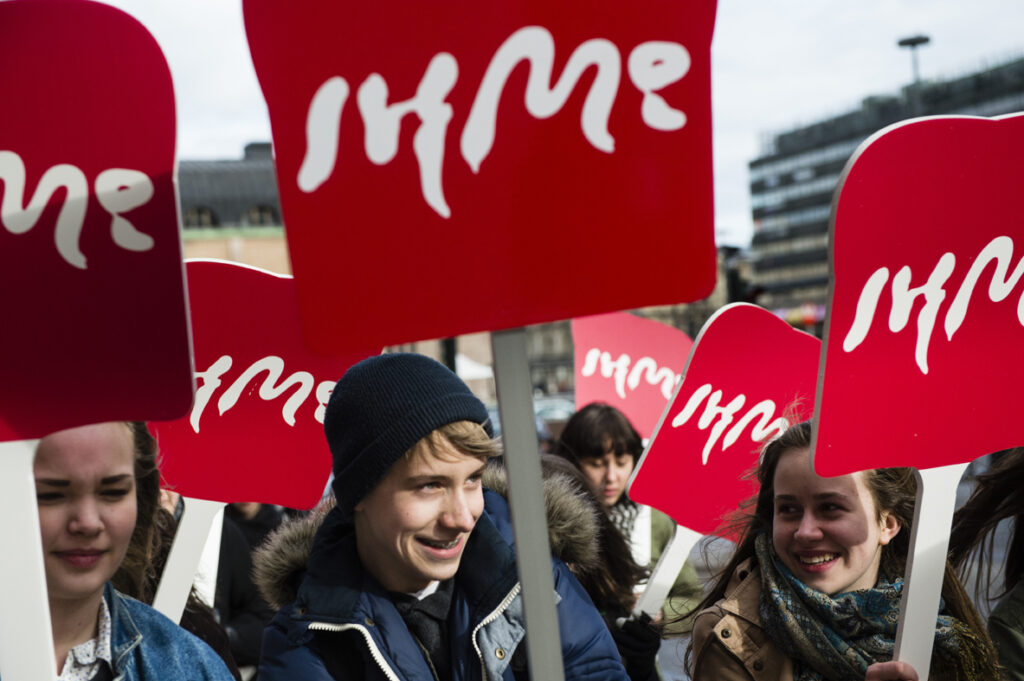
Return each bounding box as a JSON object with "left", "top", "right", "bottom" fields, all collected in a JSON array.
[
  {"left": 0, "top": 0, "right": 192, "bottom": 442},
  {"left": 152, "top": 261, "right": 380, "bottom": 509},
  {"left": 572, "top": 311, "right": 692, "bottom": 439},
  {"left": 813, "top": 114, "right": 1024, "bottom": 476},
  {"left": 629, "top": 304, "right": 819, "bottom": 536},
  {"left": 244, "top": 0, "right": 718, "bottom": 352}
]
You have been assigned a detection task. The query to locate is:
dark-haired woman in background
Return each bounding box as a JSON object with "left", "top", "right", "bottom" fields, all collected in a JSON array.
[
  {"left": 554, "top": 402, "right": 704, "bottom": 680},
  {"left": 539, "top": 454, "right": 662, "bottom": 680}
]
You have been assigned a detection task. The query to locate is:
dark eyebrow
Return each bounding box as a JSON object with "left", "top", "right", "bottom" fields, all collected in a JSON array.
[
  {"left": 408, "top": 475, "right": 450, "bottom": 486},
  {"left": 36, "top": 475, "right": 133, "bottom": 487},
  {"left": 811, "top": 492, "right": 851, "bottom": 502},
  {"left": 35, "top": 478, "right": 70, "bottom": 487},
  {"left": 408, "top": 464, "right": 486, "bottom": 486},
  {"left": 774, "top": 492, "right": 851, "bottom": 503}
]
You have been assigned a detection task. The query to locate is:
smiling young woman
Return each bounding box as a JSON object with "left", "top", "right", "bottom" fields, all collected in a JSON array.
[
  {"left": 684, "top": 421, "right": 1000, "bottom": 681},
  {"left": 769, "top": 446, "right": 901, "bottom": 596},
  {"left": 34, "top": 422, "right": 235, "bottom": 681},
  {"left": 35, "top": 423, "right": 138, "bottom": 626}
]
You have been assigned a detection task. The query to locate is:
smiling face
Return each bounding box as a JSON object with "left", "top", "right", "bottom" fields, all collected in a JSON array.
[
  {"left": 354, "top": 436, "right": 486, "bottom": 593},
  {"left": 579, "top": 448, "right": 635, "bottom": 508},
  {"left": 35, "top": 423, "right": 137, "bottom": 612},
  {"left": 771, "top": 447, "right": 900, "bottom": 595}
]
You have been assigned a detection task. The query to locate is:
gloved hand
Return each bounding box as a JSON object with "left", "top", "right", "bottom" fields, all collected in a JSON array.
[{"left": 611, "top": 613, "right": 661, "bottom": 681}]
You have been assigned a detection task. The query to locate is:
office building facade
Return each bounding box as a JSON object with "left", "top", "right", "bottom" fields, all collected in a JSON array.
[{"left": 748, "top": 55, "right": 1024, "bottom": 333}]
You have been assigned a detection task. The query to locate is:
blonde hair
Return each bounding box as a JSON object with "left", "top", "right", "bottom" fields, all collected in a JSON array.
[{"left": 407, "top": 420, "right": 501, "bottom": 462}]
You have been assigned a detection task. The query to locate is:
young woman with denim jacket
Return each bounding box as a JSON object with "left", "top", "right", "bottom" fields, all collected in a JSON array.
[{"left": 32, "top": 421, "right": 235, "bottom": 680}]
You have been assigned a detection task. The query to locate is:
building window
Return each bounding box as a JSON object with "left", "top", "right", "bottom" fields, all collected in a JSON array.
[
  {"left": 245, "top": 205, "right": 279, "bottom": 226},
  {"left": 751, "top": 173, "right": 841, "bottom": 210},
  {"left": 754, "top": 233, "right": 829, "bottom": 258},
  {"left": 749, "top": 137, "right": 861, "bottom": 183},
  {"left": 183, "top": 206, "right": 219, "bottom": 227},
  {"left": 792, "top": 167, "right": 815, "bottom": 182},
  {"left": 543, "top": 332, "right": 556, "bottom": 355},
  {"left": 756, "top": 205, "right": 831, "bottom": 232}
]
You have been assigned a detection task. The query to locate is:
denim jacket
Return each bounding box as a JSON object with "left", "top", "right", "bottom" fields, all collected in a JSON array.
[{"left": 104, "top": 583, "right": 235, "bottom": 681}]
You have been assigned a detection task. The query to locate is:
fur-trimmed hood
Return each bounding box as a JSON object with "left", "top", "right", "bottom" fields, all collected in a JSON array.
[{"left": 253, "top": 464, "right": 601, "bottom": 610}]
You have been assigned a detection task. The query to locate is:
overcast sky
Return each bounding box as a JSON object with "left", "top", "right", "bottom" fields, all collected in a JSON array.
[{"left": 102, "top": 0, "right": 1024, "bottom": 249}]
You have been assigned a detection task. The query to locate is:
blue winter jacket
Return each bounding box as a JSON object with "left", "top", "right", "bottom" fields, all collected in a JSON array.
[
  {"left": 97, "top": 583, "right": 235, "bottom": 680},
  {"left": 256, "top": 489, "right": 628, "bottom": 681}
]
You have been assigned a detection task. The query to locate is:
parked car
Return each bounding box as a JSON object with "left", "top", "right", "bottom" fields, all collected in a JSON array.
[{"left": 485, "top": 394, "right": 575, "bottom": 451}]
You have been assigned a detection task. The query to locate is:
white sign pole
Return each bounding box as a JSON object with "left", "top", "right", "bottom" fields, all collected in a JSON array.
[
  {"left": 192, "top": 503, "right": 226, "bottom": 608},
  {"left": 492, "top": 328, "right": 565, "bottom": 681},
  {"left": 152, "top": 496, "right": 225, "bottom": 622},
  {"left": 0, "top": 439, "right": 59, "bottom": 681},
  {"left": 633, "top": 523, "right": 701, "bottom": 619},
  {"left": 893, "top": 462, "right": 969, "bottom": 680}
]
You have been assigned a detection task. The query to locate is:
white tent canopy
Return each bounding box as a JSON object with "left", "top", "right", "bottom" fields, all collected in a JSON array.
[{"left": 456, "top": 353, "right": 494, "bottom": 380}]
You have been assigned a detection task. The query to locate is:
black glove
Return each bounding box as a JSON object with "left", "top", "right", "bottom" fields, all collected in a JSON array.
[{"left": 610, "top": 613, "right": 661, "bottom": 681}]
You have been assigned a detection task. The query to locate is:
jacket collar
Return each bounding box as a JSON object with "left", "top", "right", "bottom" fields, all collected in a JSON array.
[
  {"left": 455, "top": 489, "right": 520, "bottom": 615},
  {"left": 710, "top": 558, "right": 796, "bottom": 681},
  {"left": 104, "top": 583, "right": 143, "bottom": 675},
  {"left": 718, "top": 557, "right": 764, "bottom": 627}
]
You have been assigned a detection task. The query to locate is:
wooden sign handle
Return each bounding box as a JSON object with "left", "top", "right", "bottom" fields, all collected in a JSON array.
[
  {"left": 492, "top": 327, "right": 566, "bottom": 681},
  {"left": 893, "top": 462, "right": 969, "bottom": 680},
  {"left": 152, "top": 497, "right": 225, "bottom": 622},
  {"left": 633, "top": 523, "right": 701, "bottom": 619},
  {"left": 0, "top": 439, "right": 59, "bottom": 680}
]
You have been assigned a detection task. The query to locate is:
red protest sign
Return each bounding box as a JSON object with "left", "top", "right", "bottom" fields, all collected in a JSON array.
[
  {"left": 0, "top": 0, "right": 192, "bottom": 441},
  {"left": 813, "top": 114, "right": 1024, "bottom": 477},
  {"left": 244, "top": 0, "right": 718, "bottom": 352},
  {"left": 152, "top": 261, "right": 380, "bottom": 509},
  {"left": 629, "top": 304, "right": 819, "bottom": 536},
  {"left": 572, "top": 311, "right": 692, "bottom": 439}
]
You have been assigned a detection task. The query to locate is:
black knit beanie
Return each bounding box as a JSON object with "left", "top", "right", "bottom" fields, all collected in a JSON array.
[{"left": 325, "top": 353, "right": 493, "bottom": 522}]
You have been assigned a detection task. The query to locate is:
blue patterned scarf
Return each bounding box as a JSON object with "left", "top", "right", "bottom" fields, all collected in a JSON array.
[{"left": 754, "top": 533, "right": 984, "bottom": 681}]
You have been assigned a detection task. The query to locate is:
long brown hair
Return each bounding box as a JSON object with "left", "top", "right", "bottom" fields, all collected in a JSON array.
[
  {"left": 540, "top": 454, "right": 648, "bottom": 616},
  {"left": 110, "top": 424, "right": 242, "bottom": 678},
  {"left": 110, "top": 422, "right": 162, "bottom": 600},
  {"left": 682, "top": 421, "right": 997, "bottom": 677},
  {"left": 949, "top": 448, "right": 1024, "bottom": 602},
  {"left": 548, "top": 403, "right": 649, "bottom": 614}
]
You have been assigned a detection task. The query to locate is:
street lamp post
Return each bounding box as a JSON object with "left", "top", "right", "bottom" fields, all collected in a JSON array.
[{"left": 898, "top": 34, "right": 931, "bottom": 86}]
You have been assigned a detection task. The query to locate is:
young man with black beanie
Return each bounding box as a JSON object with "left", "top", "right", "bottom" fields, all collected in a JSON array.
[{"left": 256, "top": 352, "right": 629, "bottom": 681}]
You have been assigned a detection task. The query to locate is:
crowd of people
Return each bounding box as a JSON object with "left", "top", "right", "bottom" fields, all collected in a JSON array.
[{"left": 28, "top": 352, "right": 1024, "bottom": 680}]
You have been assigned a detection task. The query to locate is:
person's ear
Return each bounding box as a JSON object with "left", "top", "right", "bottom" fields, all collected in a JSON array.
[{"left": 878, "top": 511, "right": 900, "bottom": 546}]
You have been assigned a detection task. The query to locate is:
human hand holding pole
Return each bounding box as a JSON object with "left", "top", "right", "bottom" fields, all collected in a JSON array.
[{"left": 865, "top": 660, "right": 919, "bottom": 681}]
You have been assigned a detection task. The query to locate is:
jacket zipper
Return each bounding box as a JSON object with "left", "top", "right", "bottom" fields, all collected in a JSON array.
[
  {"left": 471, "top": 583, "right": 522, "bottom": 681},
  {"left": 308, "top": 621, "right": 401, "bottom": 681}
]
